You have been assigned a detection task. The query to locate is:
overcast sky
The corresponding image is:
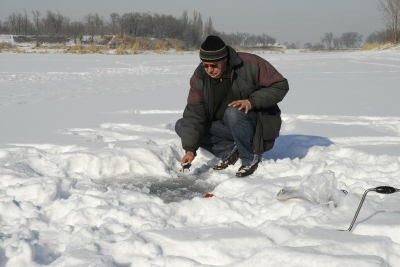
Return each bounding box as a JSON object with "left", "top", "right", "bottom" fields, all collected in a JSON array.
[{"left": 0, "top": 0, "right": 384, "bottom": 45}]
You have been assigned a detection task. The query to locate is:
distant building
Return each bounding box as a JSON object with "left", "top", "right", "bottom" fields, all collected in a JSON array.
[{"left": 269, "top": 43, "right": 286, "bottom": 50}]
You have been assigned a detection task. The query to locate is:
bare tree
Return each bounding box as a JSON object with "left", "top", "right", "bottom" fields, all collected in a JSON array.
[
  {"left": 68, "top": 21, "right": 84, "bottom": 43},
  {"left": 366, "top": 30, "right": 386, "bottom": 43},
  {"left": 153, "top": 14, "right": 165, "bottom": 38},
  {"left": 341, "top": 32, "right": 363, "bottom": 48},
  {"left": 109, "top": 13, "right": 119, "bottom": 35},
  {"left": 180, "top": 10, "right": 191, "bottom": 48},
  {"left": 8, "top": 13, "right": 18, "bottom": 34},
  {"left": 162, "top": 15, "right": 181, "bottom": 39},
  {"left": 32, "top": 10, "right": 41, "bottom": 35},
  {"left": 9, "top": 12, "right": 25, "bottom": 35},
  {"left": 192, "top": 10, "right": 203, "bottom": 47},
  {"left": 44, "top": 11, "right": 65, "bottom": 36},
  {"left": 22, "top": 11, "right": 28, "bottom": 35},
  {"left": 84, "top": 13, "right": 104, "bottom": 39},
  {"left": 0, "top": 20, "right": 7, "bottom": 34},
  {"left": 140, "top": 12, "right": 152, "bottom": 37},
  {"left": 377, "top": 0, "right": 400, "bottom": 43},
  {"left": 117, "top": 14, "right": 127, "bottom": 37},
  {"left": 312, "top": 43, "right": 325, "bottom": 50},
  {"left": 204, "top": 17, "right": 214, "bottom": 37},
  {"left": 7, "top": 13, "right": 22, "bottom": 34},
  {"left": 16, "top": 13, "right": 23, "bottom": 34},
  {"left": 239, "top": 32, "right": 250, "bottom": 46},
  {"left": 321, "top": 32, "right": 334, "bottom": 50},
  {"left": 95, "top": 13, "right": 104, "bottom": 35},
  {"left": 304, "top": 42, "right": 312, "bottom": 49},
  {"left": 84, "top": 13, "right": 95, "bottom": 39},
  {"left": 246, "top": 34, "right": 257, "bottom": 47},
  {"left": 261, "top": 33, "right": 275, "bottom": 45},
  {"left": 127, "top": 12, "right": 140, "bottom": 36},
  {"left": 333, "top": 37, "right": 342, "bottom": 49}
]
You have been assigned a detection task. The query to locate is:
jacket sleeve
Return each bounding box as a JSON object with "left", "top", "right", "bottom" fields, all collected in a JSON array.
[
  {"left": 181, "top": 74, "right": 207, "bottom": 154},
  {"left": 248, "top": 58, "right": 289, "bottom": 109}
]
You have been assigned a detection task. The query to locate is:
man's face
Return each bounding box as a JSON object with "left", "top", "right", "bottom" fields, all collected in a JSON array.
[{"left": 202, "top": 58, "right": 227, "bottom": 79}]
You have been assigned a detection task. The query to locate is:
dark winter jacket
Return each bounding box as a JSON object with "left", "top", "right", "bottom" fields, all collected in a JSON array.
[{"left": 181, "top": 46, "right": 289, "bottom": 155}]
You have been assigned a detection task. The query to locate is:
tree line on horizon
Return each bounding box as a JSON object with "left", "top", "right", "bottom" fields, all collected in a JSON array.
[
  {"left": 304, "top": 26, "right": 399, "bottom": 51},
  {"left": 303, "top": 32, "right": 364, "bottom": 50},
  {"left": 1, "top": 0, "right": 398, "bottom": 51},
  {"left": 312, "top": 29, "right": 397, "bottom": 50},
  {"left": 302, "top": 0, "right": 400, "bottom": 49},
  {"left": 0, "top": 10, "right": 276, "bottom": 49}
]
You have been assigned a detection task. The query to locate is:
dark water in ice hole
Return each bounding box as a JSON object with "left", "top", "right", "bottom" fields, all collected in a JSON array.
[{"left": 93, "top": 173, "right": 217, "bottom": 203}]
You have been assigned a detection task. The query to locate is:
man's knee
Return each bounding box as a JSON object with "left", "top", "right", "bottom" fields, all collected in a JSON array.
[
  {"left": 224, "top": 107, "right": 243, "bottom": 125},
  {"left": 175, "top": 118, "right": 183, "bottom": 137}
]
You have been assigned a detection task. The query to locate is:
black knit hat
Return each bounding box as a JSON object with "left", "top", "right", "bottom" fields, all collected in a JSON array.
[{"left": 199, "top": 35, "right": 228, "bottom": 62}]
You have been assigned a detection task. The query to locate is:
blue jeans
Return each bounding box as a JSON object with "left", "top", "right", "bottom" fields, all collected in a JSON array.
[{"left": 175, "top": 107, "right": 259, "bottom": 166}]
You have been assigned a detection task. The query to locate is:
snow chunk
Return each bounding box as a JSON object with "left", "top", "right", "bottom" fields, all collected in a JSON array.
[{"left": 277, "top": 171, "right": 345, "bottom": 206}]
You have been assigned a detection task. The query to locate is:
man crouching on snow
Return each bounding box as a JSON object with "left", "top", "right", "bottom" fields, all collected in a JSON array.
[{"left": 175, "top": 35, "right": 289, "bottom": 177}]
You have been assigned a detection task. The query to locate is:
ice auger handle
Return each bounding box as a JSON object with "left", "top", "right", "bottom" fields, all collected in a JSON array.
[
  {"left": 374, "top": 186, "right": 398, "bottom": 194},
  {"left": 341, "top": 186, "right": 399, "bottom": 232}
]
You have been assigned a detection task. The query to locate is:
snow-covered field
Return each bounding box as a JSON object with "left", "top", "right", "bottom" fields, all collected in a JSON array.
[{"left": 0, "top": 50, "right": 400, "bottom": 267}]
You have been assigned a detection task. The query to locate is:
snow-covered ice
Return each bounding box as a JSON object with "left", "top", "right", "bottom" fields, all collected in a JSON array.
[{"left": 0, "top": 50, "right": 400, "bottom": 266}]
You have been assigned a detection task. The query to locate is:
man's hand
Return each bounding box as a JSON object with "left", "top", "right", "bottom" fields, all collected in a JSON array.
[
  {"left": 228, "top": 99, "right": 252, "bottom": 114},
  {"left": 181, "top": 151, "right": 195, "bottom": 166}
]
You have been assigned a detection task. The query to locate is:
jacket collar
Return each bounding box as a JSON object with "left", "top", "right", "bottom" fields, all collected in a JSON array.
[{"left": 226, "top": 46, "right": 243, "bottom": 68}]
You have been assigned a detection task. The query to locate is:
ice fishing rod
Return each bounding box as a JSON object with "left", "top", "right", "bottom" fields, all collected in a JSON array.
[{"left": 340, "top": 186, "right": 399, "bottom": 232}]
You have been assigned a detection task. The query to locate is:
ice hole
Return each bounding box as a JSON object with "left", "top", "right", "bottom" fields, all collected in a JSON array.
[{"left": 93, "top": 175, "right": 216, "bottom": 204}]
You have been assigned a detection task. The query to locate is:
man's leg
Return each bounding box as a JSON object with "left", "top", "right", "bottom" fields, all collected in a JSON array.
[
  {"left": 223, "top": 107, "right": 260, "bottom": 166},
  {"left": 175, "top": 118, "right": 236, "bottom": 160}
]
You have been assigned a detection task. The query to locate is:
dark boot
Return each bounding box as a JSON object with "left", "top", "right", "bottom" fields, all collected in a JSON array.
[
  {"left": 213, "top": 149, "right": 239, "bottom": 170},
  {"left": 236, "top": 160, "right": 260, "bottom": 177}
]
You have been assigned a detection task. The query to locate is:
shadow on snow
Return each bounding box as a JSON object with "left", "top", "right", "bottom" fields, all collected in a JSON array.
[{"left": 263, "top": 134, "right": 334, "bottom": 160}]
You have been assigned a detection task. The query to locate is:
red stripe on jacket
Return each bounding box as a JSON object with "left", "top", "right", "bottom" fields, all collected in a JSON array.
[
  {"left": 187, "top": 75, "right": 202, "bottom": 104},
  {"left": 238, "top": 53, "right": 284, "bottom": 87}
]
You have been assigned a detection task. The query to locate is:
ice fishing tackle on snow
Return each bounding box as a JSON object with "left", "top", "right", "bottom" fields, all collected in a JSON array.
[{"left": 180, "top": 162, "right": 191, "bottom": 172}]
